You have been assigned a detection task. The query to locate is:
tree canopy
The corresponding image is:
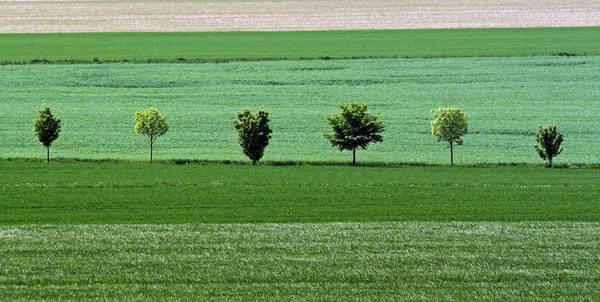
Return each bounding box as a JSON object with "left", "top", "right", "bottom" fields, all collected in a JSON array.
[
  {"left": 535, "top": 125, "right": 563, "bottom": 168},
  {"left": 322, "top": 102, "right": 385, "bottom": 165},
  {"left": 134, "top": 108, "right": 169, "bottom": 163},
  {"left": 431, "top": 107, "right": 468, "bottom": 166},
  {"left": 33, "top": 107, "right": 61, "bottom": 163},
  {"left": 234, "top": 109, "right": 273, "bottom": 165}
]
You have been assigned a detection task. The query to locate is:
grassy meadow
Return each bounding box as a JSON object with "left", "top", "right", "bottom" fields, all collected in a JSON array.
[
  {"left": 1, "top": 27, "right": 598, "bottom": 64},
  {"left": 1, "top": 56, "right": 598, "bottom": 164}
]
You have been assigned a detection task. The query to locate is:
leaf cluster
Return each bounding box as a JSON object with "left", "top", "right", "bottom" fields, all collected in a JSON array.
[
  {"left": 535, "top": 125, "right": 563, "bottom": 162},
  {"left": 234, "top": 109, "right": 273, "bottom": 164},
  {"left": 134, "top": 108, "right": 169, "bottom": 144},
  {"left": 32, "top": 107, "right": 61, "bottom": 147},
  {"left": 322, "top": 102, "right": 385, "bottom": 151},
  {"left": 431, "top": 107, "right": 468, "bottom": 145}
]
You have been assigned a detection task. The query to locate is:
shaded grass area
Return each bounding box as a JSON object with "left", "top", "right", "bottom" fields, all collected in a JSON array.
[
  {"left": 1, "top": 222, "right": 598, "bottom": 300},
  {"left": 1, "top": 27, "right": 598, "bottom": 65},
  {"left": 1, "top": 162, "right": 599, "bottom": 224}
]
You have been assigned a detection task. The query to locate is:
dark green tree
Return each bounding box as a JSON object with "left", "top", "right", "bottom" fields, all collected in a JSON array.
[
  {"left": 234, "top": 109, "right": 273, "bottom": 165},
  {"left": 322, "top": 102, "right": 385, "bottom": 166},
  {"left": 535, "top": 125, "right": 564, "bottom": 168},
  {"left": 33, "top": 107, "right": 61, "bottom": 163}
]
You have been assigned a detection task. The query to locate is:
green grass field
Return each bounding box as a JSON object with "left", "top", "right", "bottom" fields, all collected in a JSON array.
[
  {"left": 2, "top": 57, "right": 598, "bottom": 164},
  {"left": 1, "top": 27, "right": 598, "bottom": 64},
  {"left": 2, "top": 222, "right": 599, "bottom": 300},
  {"left": 1, "top": 162, "right": 599, "bottom": 224}
]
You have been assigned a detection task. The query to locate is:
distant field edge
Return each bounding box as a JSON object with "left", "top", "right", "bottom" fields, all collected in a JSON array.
[
  {"left": 2, "top": 157, "right": 600, "bottom": 169},
  {"left": 1, "top": 27, "right": 598, "bottom": 65}
]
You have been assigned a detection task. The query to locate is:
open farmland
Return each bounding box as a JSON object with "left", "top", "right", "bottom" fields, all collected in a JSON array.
[
  {"left": 1, "top": 222, "right": 599, "bottom": 300},
  {"left": 1, "top": 0, "right": 598, "bottom": 33},
  {"left": 1, "top": 56, "right": 598, "bottom": 165}
]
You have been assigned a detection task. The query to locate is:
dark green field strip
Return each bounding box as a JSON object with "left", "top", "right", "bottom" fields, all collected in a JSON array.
[
  {"left": 1, "top": 27, "right": 598, "bottom": 64},
  {"left": 1, "top": 223, "right": 598, "bottom": 300},
  {"left": 1, "top": 162, "right": 598, "bottom": 224}
]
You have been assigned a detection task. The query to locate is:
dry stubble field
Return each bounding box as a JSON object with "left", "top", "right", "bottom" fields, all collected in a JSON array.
[{"left": 0, "top": 0, "right": 599, "bottom": 33}]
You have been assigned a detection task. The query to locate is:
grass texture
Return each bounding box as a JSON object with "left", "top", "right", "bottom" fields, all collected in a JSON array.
[
  {"left": 1, "top": 27, "right": 598, "bottom": 64},
  {"left": 1, "top": 162, "right": 599, "bottom": 224},
  {"left": 1, "top": 222, "right": 599, "bottom": 300},
  {"left": 1, "top": 56, "right": 598, "bottom": 164}
]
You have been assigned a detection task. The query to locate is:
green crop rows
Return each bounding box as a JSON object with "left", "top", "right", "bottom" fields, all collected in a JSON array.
[
  {"left": 2, "top": 222, "right": 599, "bottom": 300},
  {"left": 1, "top": 27, "right": 598, "bottom": 64},
  {"left": 1, "top": 57, "right": 598, "bottom": 164}
]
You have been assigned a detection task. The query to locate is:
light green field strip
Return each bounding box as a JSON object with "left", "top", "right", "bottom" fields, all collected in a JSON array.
[
  {"left": 0, "top": 222, "right": 598, "bottom": 300},
  {"left": 1, "top": 27, "right": 598, "bottom": 64},
  {"left": 1, "top": 57, "right": 598, "bottom": 164}
]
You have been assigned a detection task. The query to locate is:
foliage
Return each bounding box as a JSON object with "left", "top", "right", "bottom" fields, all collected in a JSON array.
[
  {"left": 0, "top": 57, "right": 598, "bottom": 164},
  {"left": 535, "top": 125, "right": 564, "bottom": 168},
  {"left": 1, "top": 162, "right": 599, "bottom": 224},
  {"left": 32, "top": 107, "right": 61, "bottom": 163},
  {"left": 134, "top": 108, "right": 168, "bottom": 163},
  {"left": 431, "top": 107, "right": 468, "bottom": 166},
  {"left": 233, "top": 109, "right": 272, "bottom": 165},
  {"left": 0, "top": 27, "right": 598, "bottom": 64},
  {"left": 323, "top": 102, "right": 385, "bottom": 165}
]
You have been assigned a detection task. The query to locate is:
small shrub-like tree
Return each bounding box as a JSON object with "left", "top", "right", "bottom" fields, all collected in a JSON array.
[
  {"left": 535, "top": 125, "right": 563, "bottom": 168},
  {"left": 322, "top": 102, "right": 385, "bottom": 166},
  {"left": 234, "top": 109, "right": 273, "bottom": 165},
  {"left": 33, "top": 107, "right": 61, "bottom": 163},
  {"left": 431, "top": 107, "right": 468, "bottom": 166},
  {"left": 134, "top": 108, "right": 169, "bottom": 163}
]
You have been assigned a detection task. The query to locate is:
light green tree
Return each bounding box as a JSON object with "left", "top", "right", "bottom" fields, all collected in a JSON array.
[
  {"left": 134, "top": 108, "right": 168, "bottom": 163},
  {"left": 535, "top": 125, "right": 563, "bottom": 168},
  {"left": 431, "top": 107, "right": 468, "bottom": 166},
  {"left": 322, "top": 102, "right": 385, "bottom": 166},
  {"left": 33, "top": 107, "right": 61, "bottom": 163},
  {"left": 233, "top": 109, "right": 272, "bottom": 165}
]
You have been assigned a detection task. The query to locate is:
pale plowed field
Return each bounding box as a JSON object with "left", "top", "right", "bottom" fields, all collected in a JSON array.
[{"left": 1, "top": 0, "right": 598, "bottom": 33}]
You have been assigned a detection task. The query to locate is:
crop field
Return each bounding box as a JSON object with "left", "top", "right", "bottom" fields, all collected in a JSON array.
[
  {"left": 1, "top": 27, "right": 599, "bottom": 64},
  {"left": 1, "top": 0, "right": 598, "bottom": 33},
  {"left": 1, "top": 222, "right": 599, "bottom": 300},
  {"left": 1, "top": 56, "right": 599, "bottom": 165},
  {"left": 1, "top": 0, "right": 599, "bottom": 299}
]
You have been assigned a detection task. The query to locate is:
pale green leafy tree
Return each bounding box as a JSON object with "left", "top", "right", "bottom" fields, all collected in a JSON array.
[
  {"left": 233, "top": 109, "right": 272, "bottom": 165},
  {"left": 322, "top": 102, "right": 385, "bottom": 166},
  {"left": 535, "top": 125, "right": 563, "bottom": 168},
  {"left": 33, "top": 107, "right": 61, "bottom": 163},
  {"left": 134, "top": 108, "right": 168, "bottom": 163},
  {"left": 431, "top": 107, "right": 468, "bottom": 166}
]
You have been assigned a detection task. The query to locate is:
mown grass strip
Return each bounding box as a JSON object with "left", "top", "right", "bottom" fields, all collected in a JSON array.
[
  {"left": 1, "top": 222, "right": 598, "bottom": 300},
  {"left": 1, "top": 27, "right": 598, "bottom": 64},
  {"left": 1, "top": 162, "right": 599, "bottom": 224}
]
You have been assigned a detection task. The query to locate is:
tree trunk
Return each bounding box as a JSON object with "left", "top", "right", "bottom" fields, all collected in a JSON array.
[
  {"left": 150, "top": 141, "right": 153, "bottom": 164},
  {"left": 46, "top": 146, "right": 50, "bottom": 164},
  {"left": 548, "top": 156, "right": 553, "bottom": 168},
  {"left": 352, "top": 147, "right": 356, "bottom": 166},
  {"left": 450, "top": 141, "right": 454, "bottom": 167},
  {"left": 253, "top": 159, "right": 257, "bottom": 166}
]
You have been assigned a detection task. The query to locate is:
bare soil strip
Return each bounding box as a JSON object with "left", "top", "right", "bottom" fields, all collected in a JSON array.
[{"left": 0, "top": 0, "right": 598, "bottom": 33}]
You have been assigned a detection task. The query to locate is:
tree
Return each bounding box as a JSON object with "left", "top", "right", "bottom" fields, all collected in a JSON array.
[
  {"left": 431, "top": 107, "right": 468, "bottom": 166},
  {"left": 134, "top": 108, "right": 169, "bottom": 164},
  {"left": 322, "top": 102, "right": 385, "bottom": 166},
  {"left": 535, "top": 125, "right": 563, "bottom": 168},
  {"left": 233, "top": 109, "right": 273, "bottom": 165},
  {"left": 33, "top": 107, "right": 62, "bottom": 163}
]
